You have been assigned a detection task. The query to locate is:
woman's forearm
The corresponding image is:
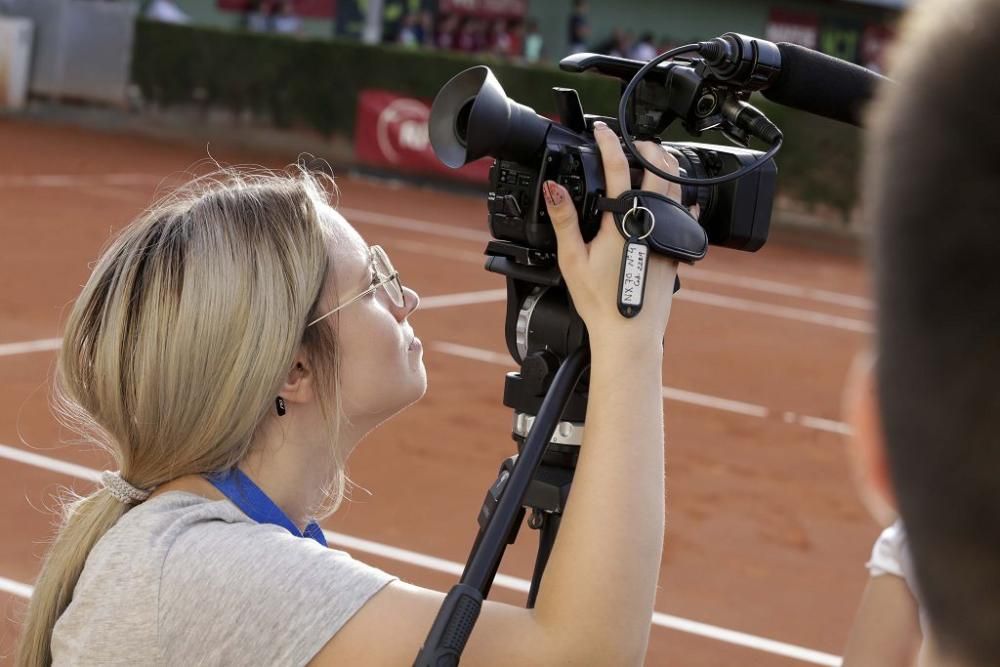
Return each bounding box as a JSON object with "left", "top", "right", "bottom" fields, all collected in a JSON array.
[{"left": 532, "top": 340, "right": 666, "bottom": 664}]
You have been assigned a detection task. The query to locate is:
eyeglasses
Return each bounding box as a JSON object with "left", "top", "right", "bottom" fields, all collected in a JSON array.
[{"left": 307, "top": 245, "right": 404, "bottom": 327}]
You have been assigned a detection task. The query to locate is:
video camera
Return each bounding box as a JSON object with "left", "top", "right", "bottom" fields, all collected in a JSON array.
[{"left": 429, "top": 34, "right": 785, "bottom": 258}]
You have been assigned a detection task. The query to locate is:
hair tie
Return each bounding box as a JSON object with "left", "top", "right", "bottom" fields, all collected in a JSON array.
[{"left": 100, "top": 470, "right": 152, "bottom": 505}]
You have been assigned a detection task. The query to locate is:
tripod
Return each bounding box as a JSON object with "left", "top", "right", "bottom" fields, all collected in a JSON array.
[{"left": 414, "top": 242, "right": 593, "bottom": 666}]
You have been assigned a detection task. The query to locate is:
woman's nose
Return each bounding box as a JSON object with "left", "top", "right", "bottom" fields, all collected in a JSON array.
[{"left": 398, "top": 286, "right": 420, "bottom": 319}]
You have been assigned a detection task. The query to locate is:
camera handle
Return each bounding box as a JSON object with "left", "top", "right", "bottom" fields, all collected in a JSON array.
[{"left": 413, "top": 345, "right": 591, "bottom": 667}]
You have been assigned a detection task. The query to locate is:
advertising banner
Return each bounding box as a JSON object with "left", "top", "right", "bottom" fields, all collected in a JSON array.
[
  {"left": 437, "top": 0, "right": 527, "bottom": 18},
  {"left": 217, "top": 1, "right": 336, "bottom": 18},
  {"left": 765, "top": 9, "right": 820, "bottom": 50},
  {"left": 354, "top": 89, "right": 492, "bottom": 184}
]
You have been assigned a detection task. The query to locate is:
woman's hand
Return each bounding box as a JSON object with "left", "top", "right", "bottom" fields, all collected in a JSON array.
[{"left": 542, "top": 122, "right": 682, "bottom": 348}]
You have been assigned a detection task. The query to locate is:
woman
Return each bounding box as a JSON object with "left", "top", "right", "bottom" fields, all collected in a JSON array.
[{"left": 17, "top": 125, "right": 682, "bottom": 665}]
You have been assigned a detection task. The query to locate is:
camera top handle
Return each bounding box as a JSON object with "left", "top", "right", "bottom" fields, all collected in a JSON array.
[{"left": 561, "top": 38, "right": 784, "bottom": 187}]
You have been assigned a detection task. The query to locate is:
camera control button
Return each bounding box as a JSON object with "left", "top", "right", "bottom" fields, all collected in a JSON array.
[{"left": 499, "top": 194, "right": 522, "bottom": 217}]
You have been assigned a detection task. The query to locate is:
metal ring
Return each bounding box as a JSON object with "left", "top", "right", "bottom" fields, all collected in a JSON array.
[{"left": 620, "top": 205, "right": 656, "bottom": 240}]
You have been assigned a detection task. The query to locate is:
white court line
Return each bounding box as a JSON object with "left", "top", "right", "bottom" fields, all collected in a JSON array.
[
  {"left": 419, "top": 289, "right": 507, "bottom": 310},
  {"left": 0, "top": 442, "right": 841, "bottom": 665},
  {"left": 661, "top": 386, "right": 769, "bottom": 418},
  {"left": 430, "top": 342, "right": 855, "bottom": 432},
  {"left": 0, "top": 289, "right": 508, "bottom": 360},
  {"left": 338, "top": 206, "right": 868, "bottom": 311},
  {"left": 330, "top": 529, "right": 839, "bottom": 666},
  {"left": 682, "top": 268, "right": 872, "bottom": 311},
  {"left": 433, "top": 342, "right": 769, "bottom": 418},
  {"left": 3, "top": 173, "right": 868, "bottom": 311},
  {"left": 0, "top": 334, "right": 846, "bottom": 433},
  {"left": 0, "top": 443, "right": 100, "bottom": 481},
  {"left": 0, "top": 173, "right": 162, "bottom": 188},
  {"left": 417, "top": 284, "right": 870, "bottom": 336},
  {"left": 340, "top": 206, "right": 492, "bottom": 243},
  {"left": 0, "top": 338, "right": 61, "bottom": 357},
  {"left": 0, "top": 576, "right": 33, "bottom": 598},
  {"left": 390, "top": 239, "right": 487, "bottom": 265},
  {"left": 796, "top": 415, "right": 854, "bottom": 436},
  {"left": 432, "top": 342, "right": 512, "bottom": 366},
  {"left": 378, "top": 243, "right": 871, "bottom": 334},
  {"left": 676, "top": 290, "right": 872, "bottom": 334},
  {"left": 65, "top": 181, "right": 871, "bottom": 329}
]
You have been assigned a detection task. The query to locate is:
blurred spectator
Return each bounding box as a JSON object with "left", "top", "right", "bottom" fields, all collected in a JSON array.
[
  {"left": 144, "top": 0, "right": 190, "bottom": 24},
  {"left": 419, "top": 10, "right": 435, "bottom": 48},
  {"left": 456, "top": 18, "right": 475, "bottom": 51},
  {"left": 244, "top": 0, "right": 273, "bottom": 33},
  {"left": 523, "top": 17, "right": 544, "bottom": 63},
  {"left": 457, "top": 18, "right": 487, "bottom": 53},
  {"left": 619, "top": 29, "right": 635, "bottom": 57},
  {"left": 567, "top": 0, "right": 590, "bottom": 54},
  {"left": 397, "top": 11, "right": 421, "bottom": 47},
  {"left": 491, "top": 19, "right": 512, "bottom": 58},
  {"left": 436, "top": 14, "right": 459, "bottom": 50},
  {"left": 630, "top": 31, "right": 657, "bottom": 61},
  {"left": 271, "top": 1, "right": 302, "bottom": 36},
  {"left": 597, "top": 28, "right": 633, "bottom": 58},
  {"left": 593, "top": 27, "right": 623, "bottom": 56},
  {"left": 407, "top": 10, "right": 538, "bottom": 64},
  {"left": 508, "top": 20, "right": 525, "bottom": 63},
  {"left": 239, "top": 0, "right": 260, "bottom": 31}
]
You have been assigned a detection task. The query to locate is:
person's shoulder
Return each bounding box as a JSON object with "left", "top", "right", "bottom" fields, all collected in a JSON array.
[
  {"left": 119, "top": 490, "right": 247, "bottom": 538},
  {"left": 52, "top": 492, "right": 235, "bottom": 662},
  {"left": 93, "top": 489, "right": 280, "bottom": 575},
  {"left": 152, "top": 491, "right": 393, "bottom": 595},
  {"left": 76, "top": 491, "right": 234, "bottom": 568},
  {"left": 152, "top": 496, "right": 398, "bottom": 666}
]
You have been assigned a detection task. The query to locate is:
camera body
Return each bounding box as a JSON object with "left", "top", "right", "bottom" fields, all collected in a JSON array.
[{"left": 488, "top": 137, "right": 776, "bottom": 253}]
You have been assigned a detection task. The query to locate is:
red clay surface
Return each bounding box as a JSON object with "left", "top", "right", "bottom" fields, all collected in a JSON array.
[{"left": 0, "top": 118, "right": 877, "bottom": 666}]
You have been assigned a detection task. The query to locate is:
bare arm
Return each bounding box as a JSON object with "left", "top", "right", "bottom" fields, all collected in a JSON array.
[
  {"left": 842, "top": 574, "right": 922, "bottom": 667},
  {"left": 311, "top": 128, "right": 679, "bottom": 666}
]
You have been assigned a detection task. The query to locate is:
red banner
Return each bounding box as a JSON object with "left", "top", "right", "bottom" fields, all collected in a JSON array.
[
  {"left": 765, "top": 9, "right": 820, "bottom": 51},
  {"left": 354, "top": 89, "right": 492, "bottom": 184},
  {"left": 216, "top": 0, "right": 336, "bottom": 19},
  {"left": 438, "top": 0, "right": 527, "bottom": 18}
]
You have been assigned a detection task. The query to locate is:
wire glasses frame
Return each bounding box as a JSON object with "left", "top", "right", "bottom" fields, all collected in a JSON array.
[{"left": 307, "top": 245, "right": 403, "bottom": 327}]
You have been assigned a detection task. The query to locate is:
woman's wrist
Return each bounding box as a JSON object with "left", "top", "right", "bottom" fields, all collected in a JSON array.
[{"left": 588, "top": 332, "right": 665, "bottom": 367}]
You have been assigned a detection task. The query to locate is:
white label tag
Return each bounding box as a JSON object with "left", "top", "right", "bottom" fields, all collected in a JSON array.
[{"left": 620, "top": 242, "right": 648, "bottom": 307}]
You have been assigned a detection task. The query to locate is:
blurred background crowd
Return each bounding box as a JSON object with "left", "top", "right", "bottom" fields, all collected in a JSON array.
[{"left": 137, "top": 0, "right": 899, "bottom": 72}]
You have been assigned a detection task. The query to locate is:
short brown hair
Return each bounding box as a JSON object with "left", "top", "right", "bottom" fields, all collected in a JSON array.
[{"left": 866, "top": 0, "right": 1000, "bottom": 663}]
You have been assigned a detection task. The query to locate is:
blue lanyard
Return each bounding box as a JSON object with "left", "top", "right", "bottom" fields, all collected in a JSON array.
[{"left": 205, "top": 468, "right": 328, "bottom": 547}]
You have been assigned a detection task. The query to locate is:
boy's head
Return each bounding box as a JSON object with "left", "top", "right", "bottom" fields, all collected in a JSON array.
[{"left": 846, "top": 0, "right": 1000, "bottom": 664}]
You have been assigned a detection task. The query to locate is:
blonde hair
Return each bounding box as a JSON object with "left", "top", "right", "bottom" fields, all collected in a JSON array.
[{"left": 16, "top": 164, "right": 349, "bottom": 666}]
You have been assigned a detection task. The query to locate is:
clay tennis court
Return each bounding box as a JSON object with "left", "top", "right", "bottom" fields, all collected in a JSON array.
[{"left": 0, "top": 117, "right": 875, "bottom": 666}]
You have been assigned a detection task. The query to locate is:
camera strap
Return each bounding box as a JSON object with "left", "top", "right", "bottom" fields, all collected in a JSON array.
[{"left": 595, "top": 189, "right": 708, "bottom": 263}]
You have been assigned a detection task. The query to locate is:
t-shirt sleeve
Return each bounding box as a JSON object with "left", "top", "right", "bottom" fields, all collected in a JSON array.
[
  {"left": 866, "top": 519, "right": 910, "bottom": 579},
  {"left": 158, "top": 518, "right": 397, "bottom": 666}
]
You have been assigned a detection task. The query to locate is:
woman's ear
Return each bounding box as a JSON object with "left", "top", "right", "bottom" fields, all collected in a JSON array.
[
  {"left": 279, "top": 349, "right": 315, "bottom": 406},
  {"left": 843, "top": 350, "right": 898, "bottom": 527}
]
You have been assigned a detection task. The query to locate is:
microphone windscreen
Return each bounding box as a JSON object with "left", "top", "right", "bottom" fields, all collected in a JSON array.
[{"left": 762, "top": 42, "right": 891, "bottom": 127}]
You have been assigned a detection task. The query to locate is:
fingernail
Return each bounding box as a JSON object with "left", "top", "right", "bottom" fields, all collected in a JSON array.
[
  {"left": 543, "top": 181, "right": 563, "bottom": 206},
  {"left": 593, "top": 120, "right": 608, "bottom": 131}
]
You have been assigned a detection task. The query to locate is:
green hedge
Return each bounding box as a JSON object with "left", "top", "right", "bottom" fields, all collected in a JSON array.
[{"left": 131, "top": 20, "right": 862, "bottom": 218}]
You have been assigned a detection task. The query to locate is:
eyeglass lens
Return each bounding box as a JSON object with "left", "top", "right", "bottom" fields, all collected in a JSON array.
[{"left": 372, "top": 246, "right": 404, "bottom": 307}]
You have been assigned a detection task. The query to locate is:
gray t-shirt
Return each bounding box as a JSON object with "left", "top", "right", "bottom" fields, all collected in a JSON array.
[{"left": 51, "top": 491, "right": 397, "bottom": 665}]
